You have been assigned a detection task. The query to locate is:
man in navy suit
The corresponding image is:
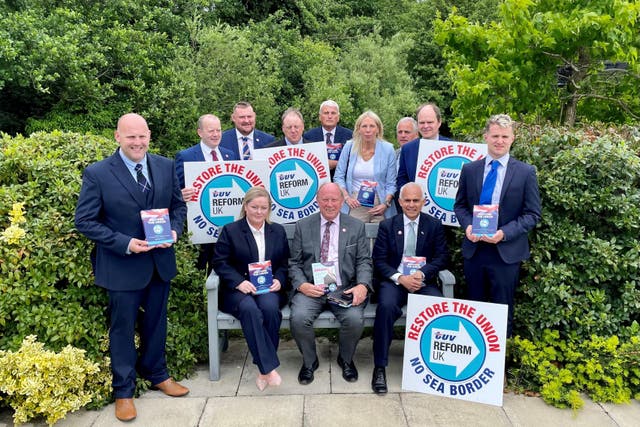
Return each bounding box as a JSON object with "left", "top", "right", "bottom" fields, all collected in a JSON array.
[
  {"left": 75, "top": 113, "right": 189, "bottom": 422},
  {"left": 371, "top": 182, "right": 449, "bottom": 394},
  {"left": 303, "top": 100, "right": 353, "bottom": 177},
  {"left": 175, "top": 114, "right": 236, "bottom": 272},
  {"left": 454, "top": 114, "right": 541, "bottom": 338},
  {"left": 219, "top": 101, "right": 275, "bottom": 159},
  {"left": 397, "top": 103, "right": 452, "bottom": 189},
  {"left": 264, "top": 108, "right": 313, "bottom": 148}
]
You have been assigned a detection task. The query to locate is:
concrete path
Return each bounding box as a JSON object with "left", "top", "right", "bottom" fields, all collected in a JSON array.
[{"left": 1, "top": 337, "right": 639, "bottom": 426}]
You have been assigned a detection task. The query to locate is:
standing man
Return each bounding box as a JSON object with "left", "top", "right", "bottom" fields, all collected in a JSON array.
[
  {"left": 219, "top": 101, "right": 275, "bottom": 160},
  {"left": 265, "top": 108, "right": 312, "bottom": 147},
  {"left": 289, "top": 183, "right": 372, "bottom": 385},
  {"left": 175, "top": 114, "right": 236, "bottom": 272},
  {"left": 304, "top": 100, "right": 353, "bottom": 176},
  {"left": 397, "top": 103, "right": 451, "bottom": 189},
  {"left": 75, "top": 113, "right": 189, "bottom": 422},
  {"left": 454, "top": 114, "right": 541, "bottom": 337},
  {"left": 371, "top": 182, "right": 449, "bottom": 394}
]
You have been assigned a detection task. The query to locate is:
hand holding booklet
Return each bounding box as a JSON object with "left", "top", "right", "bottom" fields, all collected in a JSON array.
[
  {"left": 472, "top": 204, "right": 499, "bottom": 237},
  {"left": 312, "top": 262, "right": 352, "bottom": 307},
  {"left": 248, "top": 260, "right": 273, "bottom": 294},
  {"left": 140, "top": 208, "right": 174, "bottom": 245}
]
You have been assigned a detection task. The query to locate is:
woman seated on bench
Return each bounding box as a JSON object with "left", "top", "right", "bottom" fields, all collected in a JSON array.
[{"left": 212, "top": 187, "right": 290, "bottom": 390}]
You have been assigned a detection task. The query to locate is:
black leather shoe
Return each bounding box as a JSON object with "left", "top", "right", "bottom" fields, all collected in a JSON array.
[
  {"left": 298, "top": 358, "right": 319, "bottom": 385},
  {"left": 371, "top": 366, "right": 387, "bottom": 394},
  {"left": 337, "top": 355, "right": 358, "bottom": 382}
]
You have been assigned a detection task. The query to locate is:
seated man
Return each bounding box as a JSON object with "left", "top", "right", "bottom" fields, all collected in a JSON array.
[
  {"left": 289, "top": 183, "right": 372, "bottom": 385},
  {"left": 371, "top": 182, "right": 449, "bottom": 394}
]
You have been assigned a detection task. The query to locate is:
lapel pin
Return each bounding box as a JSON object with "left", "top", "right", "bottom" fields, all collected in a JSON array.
[
  {"left": 398, "top": 230, "right": 403, "bottom": 235},
  {"left": 342, "top": 228, "right": 346, "bottom": 233}
]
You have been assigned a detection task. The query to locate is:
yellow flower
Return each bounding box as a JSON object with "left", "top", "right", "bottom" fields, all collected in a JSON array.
[
  {"left": 9, "top": 203, "right": 26, "bottom": 224},
  {"left": 2, "top": 225, "right": 26, "bottom": 244}
]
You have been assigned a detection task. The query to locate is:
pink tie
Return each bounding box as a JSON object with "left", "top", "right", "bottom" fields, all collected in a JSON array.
[
  {"left": 211, "top": 150, "right": 218, "bottom": 161},
  {"left": 320, "top": 221, "right": 332, "bottom": 263}
]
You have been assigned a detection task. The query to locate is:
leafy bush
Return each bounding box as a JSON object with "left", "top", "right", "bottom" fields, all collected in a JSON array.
[
  {"left": 509, "top": 326, "right": 640, "bottom": 409},
  {"left": 512, "top": 125, "right": 640, "bottom": 341},
  {"left": 0, "top": 335, "right": 111, "bottom": 426},
  {"left": 0, "top": 131, "right": 207, "bottom": 407}
]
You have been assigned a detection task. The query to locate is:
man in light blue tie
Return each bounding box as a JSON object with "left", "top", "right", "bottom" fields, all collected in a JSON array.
[
  {"left": 454, "top": 114, "right": 542, "bottom": 337},
  {"left": 370, "top": 182, "right": 449, "bottom": 394}
]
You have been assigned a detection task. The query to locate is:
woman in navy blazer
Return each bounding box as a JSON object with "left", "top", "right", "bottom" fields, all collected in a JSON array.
[
  {"left": 212, "top": 187, "right": 289, "bottom": 390},
  {"left": 334, "top": 110, "right": 397, "bottom": 222}
]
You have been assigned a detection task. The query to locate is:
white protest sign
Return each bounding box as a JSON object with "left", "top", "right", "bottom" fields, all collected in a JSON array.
[
  {"left": 184, "top": 161, "right": 270, "bottom": 243},
  {"left": 402, "top": 295, "right": 507, "bottom": 407},
  {"left": 415, "top": 140, "right": 486, "bottom": 226},
  {"left": 253, "top": 142, "right": 331, "bottom": 223}
]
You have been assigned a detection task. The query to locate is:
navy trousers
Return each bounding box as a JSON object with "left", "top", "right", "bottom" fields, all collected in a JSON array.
[{"left": 373, "top": 280, "right": 442, "bottom": 367}]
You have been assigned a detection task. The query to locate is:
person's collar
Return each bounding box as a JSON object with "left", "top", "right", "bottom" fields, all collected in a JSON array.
[
  {"left": 322, "top": 126, "right": 337, "bottom": 134},
  {"left": 320, "top": 213, "right": 340, "bottom": 227},
  {"left": 200, "top": 141, "right": 218, "bottom": 153},
  {"left": 485, "top": 153, "right": 510, "bottom": 167},
  {"left": 403, "top": 213, "right": 420, "bottom": 227},
  {"left": 285, "top": 138, "right": 302, "bottom": 146},
  {"left": 118, "top": 149, "right": 147, "bottom": 169},
  {"left": 235, "top": 129, "right": 254, "bottom": 140},
  {"left": 246, "top": 218, "right": 264, "bottom": 233}
]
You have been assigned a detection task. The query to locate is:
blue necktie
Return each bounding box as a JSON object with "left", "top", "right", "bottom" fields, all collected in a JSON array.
[
  {"left": 479, "top": 160, "right": 499, "bottom": 204},
  {"left": 241, "top": 136, "right": 250, "bottom": 160}
]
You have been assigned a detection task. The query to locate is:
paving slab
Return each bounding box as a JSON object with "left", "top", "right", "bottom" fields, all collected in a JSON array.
[
  {"left": 237, "top": 338, "right": 332, "bottom": 396},
  {"left": 93, "top": 397, "right": 206, "bottom": 427},
  {"left": 304, "top": 393, "right": 407, "bottom": 427},
  {"left": 201, "top": 395, "right": 303, "bottom": 427},
  {"left": 502, "top": 393, "right": 617, "bottom": 427},
  {"left": 600, "top": 399, "right": 640, "bottom": 427},
  {"left": 401, "top": 392, "right": 510, "bottom": 427}
]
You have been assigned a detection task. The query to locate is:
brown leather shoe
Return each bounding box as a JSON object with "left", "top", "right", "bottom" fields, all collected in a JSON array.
[
  {"left": 151, "top": 378, "right": 189, "bottom": 397},
  {"left": 115, "top": 398, "right": 136, "bottom": 422}
]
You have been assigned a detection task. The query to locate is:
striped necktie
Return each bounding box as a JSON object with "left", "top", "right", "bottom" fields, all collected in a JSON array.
[
  {"left": 134, "top": 164, "right": 151, "bottom": 193},
  {"left": 241, "top": 136, "right": 250, "bottom": 160}
]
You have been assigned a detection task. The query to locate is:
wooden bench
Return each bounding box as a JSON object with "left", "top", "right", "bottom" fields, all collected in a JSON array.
[{"left": 205, "top": 222, "right": 455, "bottom": 380}]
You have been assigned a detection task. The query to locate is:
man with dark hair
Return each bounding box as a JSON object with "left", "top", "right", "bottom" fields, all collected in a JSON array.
[{"left": 219, "top": 102, "right": 275, "bottom": 159}]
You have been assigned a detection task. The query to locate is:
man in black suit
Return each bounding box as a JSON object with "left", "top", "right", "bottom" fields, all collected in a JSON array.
[
  {"left": 370, "top": 182, "right": 449, "bottom": 394},
  {"left": 303, "top": 100, "right": 353, "bottom": 177},
  {"left": 454, "top": 114, "right": 541, "bottom": 337},
  {"left": 219, "top": 101, "right": 275, "bottom": 159},
  {"left": 264, "top": 108, "right": 312, "bottom": 148},
  {"left": 75, "top": 113, "right": 189, "bottom": 422}
]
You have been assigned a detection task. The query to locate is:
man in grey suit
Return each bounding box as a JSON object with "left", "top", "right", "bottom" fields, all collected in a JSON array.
[{"left": 289, "top": 183, "right": 372, "bottom": 385}]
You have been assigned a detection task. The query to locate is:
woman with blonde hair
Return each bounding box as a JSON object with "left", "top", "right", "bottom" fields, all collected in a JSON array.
[
  {"left": 213, "top": 187, "right": 289, "bottom": 390},
  {"left": 334, "top": 110, "right": 397, "bottom": 223}
]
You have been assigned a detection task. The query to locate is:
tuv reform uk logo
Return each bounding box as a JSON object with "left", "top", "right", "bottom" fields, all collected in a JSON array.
[{"left": 402, "top": 295, "right": 508, "bottom": 406}]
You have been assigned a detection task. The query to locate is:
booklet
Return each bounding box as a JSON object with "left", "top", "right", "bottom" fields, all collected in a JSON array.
[
  {"left": 356, "top": 180, "right": 377, "bottom": 207},
  {"left": 248, "top": 260, "right": 273, "bottom": 294},
  {"left": 311, "top": 262, "right": 338, "bottom": 294},
  {"left": 472, "top": 204, "right": 499, "bottom": 236},
  {"left": 326, "top": 143, "right": 343, "bottom": 161},
  {"left": 402, "top": 256, "right": 426, "bottom": 276},
  {"left": 140, "top": 208, "right": 174, "bottom": 246}
]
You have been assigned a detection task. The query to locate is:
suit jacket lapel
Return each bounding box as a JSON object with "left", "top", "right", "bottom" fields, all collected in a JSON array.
[
  {"left": 264, "top": 223, "right": 273, "bottom": 261},
  {"left": 416, "top": 213, "right": 428, "bottom": 255},
  {"left": 500, "top": 158, "right": 517, "bottom": 203},
  {"left": 473, "top": 160, "right": 485, "bottom": 204},
  {"left": 312, "top": 214, "right": 322, "bottom": 262},
  {"left": 240, "top": 219, "right": 259, "bottom": 261},
  {"left": 109, "top": 153, "right": 146, "bottom": 209},
  {"left": 393, "top": 215, "right": 405, "bottom": 258}
]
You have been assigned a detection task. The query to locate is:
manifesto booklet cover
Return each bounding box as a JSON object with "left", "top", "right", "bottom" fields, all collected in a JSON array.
[
  {"left": 402, "top": 256, "right": 426, "bottom": 276},
  {"left": 311, "top": 262, "right": 338, "bottom": 294},
  {"left": 356, "top": 180, "right": 377, "bottom": 207},
  {"left": 248, "top": 260, "right": 273, "bottom": 294},
  {"left": 140, "top": 208, "right": 173, "bottom": 246},
  {"left": 326, "top": 143, "right": 343, "bottom": 161},
  {"left": 472, "top": 204, "right": 499, "bottom": 236}
]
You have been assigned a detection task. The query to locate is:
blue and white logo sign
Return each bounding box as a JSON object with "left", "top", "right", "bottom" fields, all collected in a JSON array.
[
  {"left": 402, "top": 295, "right": 507, "bottom": 406},
  {"left": 184, "top": 161, "right": 270, "bottom": 243},
  {"left": 415, "top": 140, "right": 487, "bottom": 226},
  {"left": 253, "top": 142, "right": 330, "bottom": 223}
]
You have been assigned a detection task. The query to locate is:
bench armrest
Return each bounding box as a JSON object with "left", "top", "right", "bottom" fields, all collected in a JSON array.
[
  {"left": 206, "top": 271, "right": 220, "bottom": 291},
  {"left": 438, "top": 269, "right": 455, "bottom": 299}
]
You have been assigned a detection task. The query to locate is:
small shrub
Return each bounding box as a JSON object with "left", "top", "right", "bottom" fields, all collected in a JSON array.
[{"left": 0, "top": 335, "right": 111, "bottom": 426}]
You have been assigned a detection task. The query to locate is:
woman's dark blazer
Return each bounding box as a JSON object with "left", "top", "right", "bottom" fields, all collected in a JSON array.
[{"left": 212, "top": 218, "right": 290, "bottom": 308}]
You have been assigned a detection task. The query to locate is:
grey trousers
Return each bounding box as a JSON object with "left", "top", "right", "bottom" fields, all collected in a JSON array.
[{"left": 290, "top": 291, "right": 366, "bottom": 368}]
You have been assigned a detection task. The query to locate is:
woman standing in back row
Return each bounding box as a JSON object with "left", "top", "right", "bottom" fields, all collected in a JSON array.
[{"left": 334, "top": 110, "right": 397, "bottom": 223}]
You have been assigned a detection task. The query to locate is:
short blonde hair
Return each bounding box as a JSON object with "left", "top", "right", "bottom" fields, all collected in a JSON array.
[
  {"left": 484, "top": 114, "right": 515, "bottom": 133},
  {"left": 239, "top": 186, "right": 272, "bottom": 223}
]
